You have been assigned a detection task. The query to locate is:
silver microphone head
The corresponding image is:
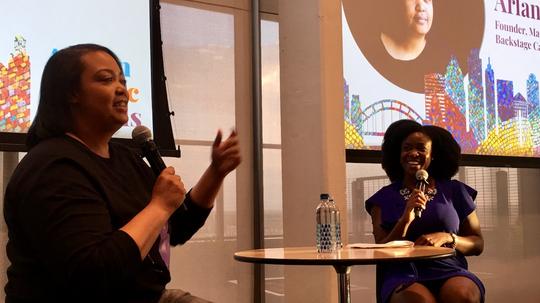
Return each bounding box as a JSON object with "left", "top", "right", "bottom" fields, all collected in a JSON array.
[
  {"left": 132, "top": 125, "right": 153, "bottom": 146},
  {"left": 415, "top": 169, "right": 429, "bottom": 182}
]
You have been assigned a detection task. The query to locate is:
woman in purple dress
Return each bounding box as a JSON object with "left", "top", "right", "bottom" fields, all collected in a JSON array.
[{"left": 366, "top": 119, "right": 485, "bottom": 303}]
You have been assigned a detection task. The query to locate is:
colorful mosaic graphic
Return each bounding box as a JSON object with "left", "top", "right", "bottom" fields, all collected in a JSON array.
[
  {"left": 0, "top": 36, "right": 30, "bottom": 132},
  {"left": 467, "top": 49, "right": 485, "bottom": 142},
  {"left": 477, "top": 118, "right": 534, "bottom": 157},
  {"left": 345, "top": 120, "right": 364, "bottom": 149},
  {"left": 344, "top": 48, "right": 540, "bottom": 157}
]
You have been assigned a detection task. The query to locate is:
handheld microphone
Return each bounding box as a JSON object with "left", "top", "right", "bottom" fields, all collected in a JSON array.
[
  {"left": 414, "top": 169, "right": 429, "bottom": 219},
  {"left": 132, "top": 125, "right": 166, "bottom": 176}
]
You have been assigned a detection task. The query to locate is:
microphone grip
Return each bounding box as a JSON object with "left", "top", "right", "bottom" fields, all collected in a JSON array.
[
  {"left": 414, "top": 180, "right": 426, "bottom": 219},
  {"left": 142, "top": 140, "right": 167, "bottom": 176},
  {"left": 414, "top": 207, "right": 422, "bottom": 219}
]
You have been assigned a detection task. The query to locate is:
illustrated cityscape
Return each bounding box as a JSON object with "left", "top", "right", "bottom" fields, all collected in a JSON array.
[
  {"left": 345, "top": 48, "right": 540, "bottom": 157},
  {"left": 0, "top": 36, "right": 31, "bottom": 132}
]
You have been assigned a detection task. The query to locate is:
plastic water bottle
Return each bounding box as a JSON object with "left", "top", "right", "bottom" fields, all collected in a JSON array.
[
  {"left": 316, "top": 193, "right": 341, "bottom": 252},
  {"left": 329, "top": 197, "right": 342, "bottom": 249}
]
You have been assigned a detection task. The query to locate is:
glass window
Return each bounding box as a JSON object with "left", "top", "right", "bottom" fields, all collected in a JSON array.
[
  {"left": 161, "top": 3, "right": 235, "bottom": 141},
  {"left": 160, "top": 2, "right": 243, "bottom": 302}
]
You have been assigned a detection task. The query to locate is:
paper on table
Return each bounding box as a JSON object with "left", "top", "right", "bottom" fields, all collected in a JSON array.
[{"left": 347, "top": 240, "right": 414, "bottom": 249}]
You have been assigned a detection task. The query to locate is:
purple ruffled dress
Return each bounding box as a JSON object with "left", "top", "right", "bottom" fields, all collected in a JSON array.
[{"left": 365, "top": 179, "right": 485, "bottom": 303}]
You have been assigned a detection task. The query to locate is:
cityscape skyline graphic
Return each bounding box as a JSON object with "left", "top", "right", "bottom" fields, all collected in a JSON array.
[{"left": 345, "top": 48, "right": 540, "bottom": 157}]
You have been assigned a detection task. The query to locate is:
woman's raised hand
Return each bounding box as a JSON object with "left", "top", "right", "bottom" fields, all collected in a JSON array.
[{"left": 210, "top": 130, "right": 241, "bottom": 178}]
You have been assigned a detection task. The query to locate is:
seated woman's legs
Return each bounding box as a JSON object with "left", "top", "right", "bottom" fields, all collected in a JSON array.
[
  {"left": 389, "top": 283, "right": 437, "bottom": 303},
  {"left": 439, "top": 276, "right": 481, "bottom": 303}
]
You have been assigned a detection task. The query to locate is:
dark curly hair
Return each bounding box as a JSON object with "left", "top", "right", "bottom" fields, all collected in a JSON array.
[
  {"left": 381, "top": 119, "right": 461, "bottom": 182},
  {"left": 26, "top": 44, "right": 123, "bottom": 149}
]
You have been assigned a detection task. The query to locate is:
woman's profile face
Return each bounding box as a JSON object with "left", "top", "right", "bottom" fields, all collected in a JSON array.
[
  {"left": 401, "top": 0, "right": 433, "bottom": 37},
  {"left": 400, "top": 131, "right": 432, "bottom": 178},
  {"left": 71, "top": 51, "right": 129, "bottom": 132}
]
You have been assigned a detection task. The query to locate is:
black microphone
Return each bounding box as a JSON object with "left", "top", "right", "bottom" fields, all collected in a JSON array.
[
  {"left": 132, "top": 125, "right": 166, "bottom": 176},
  {"left": 414, "top": 169, "right": 429, "bottom": 219}
]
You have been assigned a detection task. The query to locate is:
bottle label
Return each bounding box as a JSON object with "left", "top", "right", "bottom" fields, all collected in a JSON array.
[
  {"left": 316, "top": 223, "right": 335, "bottom": 252},
  {"left": 335, "top": 223, "right": 342, "bottom": 248}
]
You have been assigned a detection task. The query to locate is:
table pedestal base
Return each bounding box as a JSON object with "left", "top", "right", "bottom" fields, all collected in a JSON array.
[{"left": 334, "top": 265, "right": 352, "bottom": 303}]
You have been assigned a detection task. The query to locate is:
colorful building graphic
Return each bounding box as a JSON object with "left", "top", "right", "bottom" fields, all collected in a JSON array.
[
  {"left": 0, "top": 36, "right": 31, "bottom": 132},
  {"left": 425, "top": 73, "right": 446, "bottom": 125},
  {"left": 527, "top": 74, "right": 539, "bottom": 114},
  {"left": 485, "top": 58, "right": 497, "bottom": 134},
  {"left": 425, "top": 65, "right": 477, "bottom": 154},
  {"left": 468, "top": 49, "right": 485, "bottom": 142},
  {"left": 497, "top": 79, "right": 514, "bottom": 123},
  {"left": 445, "top": 56, "right": 466, "bottom": 117},
  {"left": 344, "top": 48, "right": 540, "bottom": 157}
]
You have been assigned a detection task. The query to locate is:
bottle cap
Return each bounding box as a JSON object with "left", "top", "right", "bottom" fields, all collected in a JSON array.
[{"left": 320, "top": 193, "right": 329, "bottom": 199}]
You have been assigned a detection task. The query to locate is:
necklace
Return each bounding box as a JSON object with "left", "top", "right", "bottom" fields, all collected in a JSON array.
[{"left": 399, "top": 187, "right": 437, "bottom": 201}]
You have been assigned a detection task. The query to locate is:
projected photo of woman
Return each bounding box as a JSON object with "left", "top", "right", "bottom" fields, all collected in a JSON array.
[
  {"left": 342, "top": 0, "right": 484, "bottom": 93},
  {"left": 380, "top": 0, "right": 434, "bottom": 61}
]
